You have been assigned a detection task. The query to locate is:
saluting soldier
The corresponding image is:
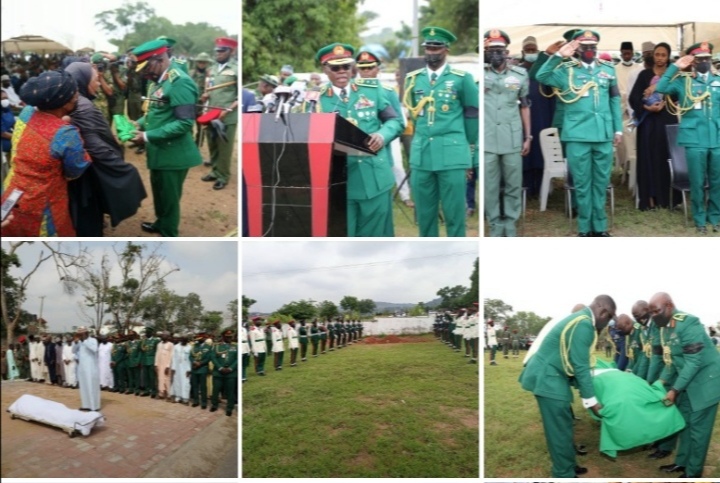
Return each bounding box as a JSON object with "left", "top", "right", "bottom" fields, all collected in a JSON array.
[
  {"left": 304, "top": 43, "right": 404, "bottom": 237},
  {"left": 655, "top": 42, "right": 720, "bottom": 234},
  {"left": 650, "top": 292, "right": 720, "bottom": 477},
  {"left": 201, "top": 37, "right": 239, "bottom": 191},
  {"left": 210, "top": 329, "right": 238, "bottom": 416},
  {"left": 298, "top": 320, "right": 309, "bottom": 361},
  {"left": 91, "top": 53, "right": 114, "bottom": 124},
  {"left": 190, "top": 333, "right": 212, "bottom": 407},
  {"left": 249, "top": 317, "right": 266, "bottom": 375},
  {"left": 403, "top": 27, "right": 479, "bottom": 237},
  {"left": 483, "top": 30, "right": 531, "bottom": 237},
  {"left": 131, "top": 38, "right": 203, "bottom": 236},
  {"left": 535, "top": 30, "right": 623, "bottom": 237}
]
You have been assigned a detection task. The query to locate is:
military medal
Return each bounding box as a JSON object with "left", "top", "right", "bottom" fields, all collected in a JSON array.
[{"left": 442, "top": 104, "right": 449, "bottom": 112}]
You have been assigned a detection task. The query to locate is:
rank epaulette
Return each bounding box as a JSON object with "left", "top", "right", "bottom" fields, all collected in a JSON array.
[
  {"left": 406, "top": 68, "right": 423, "bottom": 78},
  {"left": 168, "top": 69, "right": 180, "bottom": 83},
  {"left": 355, "top": 78, "right": 377, "bottom": 87},
  {"left": 381, "top": 83, "right": 395, "bottom": 91},
  {"left": 672, "top": 313, "right": 687, "bottom": 322},
  {"left": 450, "top": 67, "right": 467, "bottom": 77},
  {"left": 598, "top": 59, "right": 615, "bottom": 67},
  {"left": 560, "top": 59, "right": 581, "bottom": 68},
  {"left": 509, "top": 65, "right": 528, "bottom": 76},
  {"left": 320, "top": 85, "right": 331, "bottom": 97}
]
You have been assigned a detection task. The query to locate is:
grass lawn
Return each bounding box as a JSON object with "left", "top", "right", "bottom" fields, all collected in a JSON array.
[
  {"left": 483, "top": 350, "right": 720, "bottom": 478},
  {"left": 242, "top": 334, "right": 479, "bottom": 477},
  {"left": 485, "top": 170, "right": 717, "bottom": 237}
]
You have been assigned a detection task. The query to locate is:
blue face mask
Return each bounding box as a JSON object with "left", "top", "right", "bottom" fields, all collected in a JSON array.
[{"left": 524, "top": 53, "right": 538, "bottom": 63}]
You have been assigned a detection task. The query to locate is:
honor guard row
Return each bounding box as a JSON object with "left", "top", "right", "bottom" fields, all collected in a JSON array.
[{"left": 433, "top": 306, "right": 480, "bottom": 363}]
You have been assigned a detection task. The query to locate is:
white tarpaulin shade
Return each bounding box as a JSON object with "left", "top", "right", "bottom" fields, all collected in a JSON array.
[
  {"left": 483, "top": 0, "right": 720, "bottom": 54},
  {"left": 2, "top": 35, "right": 73, "bottom": 54}
]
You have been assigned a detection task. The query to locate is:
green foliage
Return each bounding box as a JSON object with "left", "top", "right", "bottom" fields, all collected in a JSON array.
[
  {"left": 357, "top": 298, "right": 376, "bottom": 315},
  {"left": 242, "top": 295, "right": 256, "bottom": 321},
  {"left": 505, "top": 311, "right": 551, "bottom": 336},
  {"left": 1, "top": 248, "right": 23, "bottom": 322},
  {"left": 420, "top": 0, "right": 479, "bottom": 54},
  {"left": 436, "top": 285, "right": 469, "bottom": 311},
  {"left": 242, "top": 0, "right": 364, "bottom": 84},
  {"left": 408, "top": 303, "right": 427, "bottom": 317},
  {"left": 483, "top": 298, "right": 513, "bottom": 324},
  {"left": 199, "top": 310, "right": 224, "bottom": 335},
  {"left": 276, "top": 299, "right": 317, "bottom": 321},
  {"left": 340, "top": 295, "right": 360, "bottom": 312},
  {"left": 227, "top": 298, "right": 238, "bottom": 326},
  {"left": 317, "top": 300, "right": 339, "bottom": 320}
]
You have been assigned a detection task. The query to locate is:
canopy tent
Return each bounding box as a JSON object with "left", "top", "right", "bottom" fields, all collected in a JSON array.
[
  {"left": 1, "top": 35, "right": 73, "bottom": 55},
  {"left": 483, "top": 0, "right": 720, "bottom": 55}
]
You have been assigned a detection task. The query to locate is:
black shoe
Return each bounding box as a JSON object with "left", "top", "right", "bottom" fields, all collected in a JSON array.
[
  {"left": 201, "top": 174, "right": 217, "bottom": 182},
  {"left": 203, "top": 160, "right": 212, "bottom": 167},
  {"left": 134, "top": 146, "right": 145, "bottom": 155},
  {"left": 226, "top": 411, "right": 232, "bottom": 416},
  {"left": 593, "top": 231, "right": 612, "bottom": 237},
  {"left": 648, "top": 449, "right": 671, "bottom": 459},
  {"left": 192, "top": 403, "right": 199, "bottom": 407},
  {"left": 575, "top": 444, "right": 587, "bottom": 455},
  {"left": 575, "top": 466, "right": 587, "bottom": 475},
  {"left": 697, "top": 226, "right": 707, "bottom": 234},
  {"left": 151, "top": 394, "right": 156, "bottom": 399},
  {"left": 141, "top": 222, "right": 160, "bottom": 234},
  {"left": 212, "top": 180, "right": 227, "bottom": 190},
  {"left": 713, "top": 224, "right": 720, "bottom": 232},
  {"left": 210, "top": 407, "right": 218, "bottom": 412},
  {"left": 201, "top": 405, "right": 207, "bottom": 409},
  {"left": 659, "top": 464, "right": 685, "bottom": 472},
  {"left": 578, "top": 232, "right": 591, "bottom": 237}
]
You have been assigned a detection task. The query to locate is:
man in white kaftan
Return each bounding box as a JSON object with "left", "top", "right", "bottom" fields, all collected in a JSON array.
[
  {"left": 76, "top": 327, "right": 101, "bottom": 411},
  {"left": 62, "top": 338, "right": 78, "bottom": 387},
  {"left": 170, "top": 335, "right": 192, "bottom": 403},
  {"left": 97, "top": 336, "right": 114, "bottom": 390}
]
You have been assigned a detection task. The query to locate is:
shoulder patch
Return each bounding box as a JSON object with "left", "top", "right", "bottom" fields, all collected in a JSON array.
[
  {"left": 168, "top": 69, "right": 180, "bottom": 83},
  {"left": 672, "top": 313, "right": 687, "bottom": 322},
  {"left": 560, "top": 59, "right": 580, "bottom": 68},
  {"left": 449, "top": 68, "right": 467, "bottom": 77},
  {"left": 509, "top": 65, "right": 528, "bottom": 76},
  {"left": 598, "top": 59, "right": 615, "bottom": 67}
]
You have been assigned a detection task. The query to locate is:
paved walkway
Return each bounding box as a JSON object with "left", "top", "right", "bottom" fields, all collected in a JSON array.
[{"left": 1, "top": 380, "right": 236, "bottom": 478}]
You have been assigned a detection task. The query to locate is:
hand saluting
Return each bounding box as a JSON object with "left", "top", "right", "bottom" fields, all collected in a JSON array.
[{"left": 558, "top": 40, "right": 580, "bottom": 58}]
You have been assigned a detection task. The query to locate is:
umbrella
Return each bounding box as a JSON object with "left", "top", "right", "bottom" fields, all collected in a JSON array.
[{"left": 2, "top": 35, "right": 72, "bottom": 54}]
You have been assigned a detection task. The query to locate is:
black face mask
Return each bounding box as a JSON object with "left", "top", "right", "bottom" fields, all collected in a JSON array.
[
  {"left": 196, "top": 67, "right": 206, "bottom": 73},
  {"left": 696, "top": 61, "right": 711, "bottom": 74},
  {"left": 653, "top": 312, "right": 670, "bottom": 327},
  {"left": 425, "top": 53, "right": 444, "bottom": 66},
  {"left": 487, "top": 51, "right": 505, "bottom": 68},
  {"left": 2, "top": 82, "right": 9, "bottom": 88}
]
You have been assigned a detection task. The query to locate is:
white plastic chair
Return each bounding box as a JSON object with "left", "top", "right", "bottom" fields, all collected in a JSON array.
[{"left": 538, "top": 127, "right": 566, "bottom": 211}]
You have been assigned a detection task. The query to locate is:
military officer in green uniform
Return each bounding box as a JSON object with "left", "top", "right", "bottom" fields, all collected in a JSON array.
[
  {"left": 126, "top": 330, "right": 142, "bottom": 395},
  {"left": 483, "top": 30, "right": 531, "bottom": 237},
  {"left": 310, "top": 320, "right": 320, "bottom": 357},
  {"left": 139, "top": 328, "right": 159, "bottom": 397},
  {"left": 210, "top": 329, "right": 238, "bottom": 416},
  {"left": 629, "top": 300, "right": 652, "bottom": 380},
  {"left": 109, "top": 334, "right": 128, "bottom": 393},
  {"left": 655, "top": 42, "right": 720, "bottom": 234},
  {"left": 298, "top": 320, "right": 309, "bottom": 361},
  {"left": 109, "top": 53, "right": 128, "bottom": 125},
  {"left": 519, "top": 295, "right": 616, "bottom": 477},
  {"left": 91, "top": 53, "right": 114, "bottom": 124},
  {"left": 304, "top": 43, "right": 404, "bottom": 237},
  {"left": 201, "top": 37, "right": 239, "bottom": 190},
  {"left": 131, "top": 39, "right": 203, "bottom": 236},
  {"left": 403, "top": 27, "right": 479, "bottom": 237},
  {"left": 649, "top": 292, "right": 720, "bottom": 477},
  {"left": 535, "top": 30, "right": 623, "bottom": 237},
  {"left": 190, "top": 332, "right": 212, "bottom": 408}
]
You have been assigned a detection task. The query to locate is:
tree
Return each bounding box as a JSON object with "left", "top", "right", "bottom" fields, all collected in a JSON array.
[
  {"left": 95, "top": 1, "right": 157, "bottom": 50},
  {"left": 227, "top": 299, "right": 238, "bottom": 329},
  {"left": 137, "top": 281, "right": 184, "bottom": 333},
  {"left": 276, "top": 299, "right": 317, "bottom": 321},
  {"left": 242, "top": 295, "right": 256, "bottom": 321},
  {"left": 242, "top": 0, "right": 364, "bottom": 84},
  {"left": 339, "top": 295, "right": 359, "bottom": 312},
  {"left": 506, "top": 311, "right": 552, "bottom": 336},
  {"left": 198, "top": 310, "right": 224, "bottom": 335},
  {"left": 409, "top": 302, "right": 427, "bottom": 317},
  {"left": 318, "top": 300, "right": 339, "bottom": 320},
  {"left": 357, "top": 298, "right": 376, "bottom": 315},
  {"left": 483, "top": 298, "right": 513, "bottom": 325},
  {"left": 420, "top": 0, "right": 479, "bottom": 55},
  {"left": 437, "top": 285, "right": 469, "bottom": 311}
]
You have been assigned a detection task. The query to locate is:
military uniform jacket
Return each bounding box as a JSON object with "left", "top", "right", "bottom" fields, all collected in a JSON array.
[
  {"left": 519, "top": 307, "right": 596, "bottom": 402},
  {"left": 310, "top": 325, "right": 320, "bottom": 342},
  {"left": 305, "top": 79, "right": 403, "bottom": 200},
  {"left": 287, "top": 327, "right": 299, "bottom": 349},
  {"left": 646, "top": 320, "right": 669, "bottom": 385},
  {"left": 298, "top": 325, "right": 309, "bottom": 344},
  {"left": 659, "top": 310, "right": 720, "bottom": 412},
  {"left": 140, "top": 337, "right": 159, "bottom": 365},
  {"left": 190, "top": 343, "right": 212, "bottom": 375},
  {"left": 127, "top": 339, "right": 142, "bottom": 366},
  {"left": 535, "top": 55, "right": 623, "bottom": 143},
  {"left": 241, "top": 327, "right": 250, "bottom": 355},
  {"left": 211, "top": 342, "right": 238, "bottom": 378},
  {"left": 655, "top": 64, "right": 720, "bottom": 148},
  {"left": 137, "top": 66, "right": 203, "bottom": 170},
  {"left": 111, "top": 341, "right": 127, "bottom": 365},
  {"left": 207, "top": 60, "right": 239, "bottom": 125},
  {"left": 319, "top": 325, "right": 328, "bottom": 341},
  {"left": 271, "top": 327, "right": 284, "bottom": 352},
  {"left": 249, "top": 326, "right": 266, "bottom": 355},
  {"left": 403, "top": 64, "right": 479, "bottom": 171},
  {"left": 484, "top": 64, "right": 529, "bottom": 155}
]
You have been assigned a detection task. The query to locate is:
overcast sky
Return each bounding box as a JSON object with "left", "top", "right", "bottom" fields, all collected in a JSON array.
[
  {"left": 2, "top": 0, "right": 239, "bottom": 52},
  {"left": 2, "top": 241, "right": 238, "bottom": 333},
  {"left": 242, "top": 241, "right": 478, "bottom": 313},
  {"left": 482, "top": 238, "right": 718, "bottom": 327},
  {"left": 361, "top": 0, "right": 429, "bottom": 36}
]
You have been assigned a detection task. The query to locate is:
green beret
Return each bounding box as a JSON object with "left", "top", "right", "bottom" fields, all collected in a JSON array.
[
  {"left": 484, "top": 29, "right": 510, "bottom": 47},
  {"left": 421, "top": 26, "right": 457, "bottom": 46},
  {"left": 316, "top": 43, "right": 355, "bottom": 65},
  {"left": 563, "top": 29, "right": 581, "bottom": 42},
  {"left": 194, "top": 52, "right": 213, "bottom": 62},
  {"left": 573, "top": 29, "right": 601, "bottom": 44},
  {"left": 91, "top": 53, "right": 106, "bottom": 64}
]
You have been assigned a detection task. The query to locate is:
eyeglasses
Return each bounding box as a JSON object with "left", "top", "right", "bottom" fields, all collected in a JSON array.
[
  {"left": 358, "top": 66, "right": 375, "bottom": 71},
  {"left": 329, "top": 64, "right": 352, "bottom": 72}
]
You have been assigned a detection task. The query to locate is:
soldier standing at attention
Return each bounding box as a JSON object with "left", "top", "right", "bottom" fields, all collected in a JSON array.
[
  {"left": 271, "top": 320, "right": 284, "bottom": 370},
  {"left": 201, "top": 37, "right": 239, "bottom": 191},
  {"left": 298, "top": 320, "right": 309, "bottom": 361},
  {"left": 210, "top": 329, "right": 238, "bottom": 416},
  {"left": 139, "top": 328, "right": 159, "bottom": 398},
  {"left": 535, "top": 30, "right": 623, "bottom": 237},
  {"left": 191, "top": 332, "right": 212, "bottom": 407},
  {"left": 249, "top": 317, "right": 266, "bottom": 376},
  {"left": 655, "top": 42, "right": 720, "bottom": 234},
  {"left": 511, "top": 329, "right": 521, "bottom": 358},
  {"left": 109, "top": 334, "right": 127, "bottom": 393},
  {"left": 304, "top": 43, "right": 404, "bottom": 236},
  {"left": 483, "top": 30, "right": 531, "bottom": 237},
  {"left": 287, "top": 321, "right": 299, "bottom": 367},
  {"left": 126, "top": 330, "right": 141, "bottom": 395},
  {"left": 403, "top": 27, "right": 479, "bottom": 237},
  {"left": 240, "top": 322, "right": 250, "bottom": 383},
  {"left": 131, "top": 38, "right": 203, "bottom": 237},
  {"left": 310, "top": 320, "right": 320, "bottom": 357}
]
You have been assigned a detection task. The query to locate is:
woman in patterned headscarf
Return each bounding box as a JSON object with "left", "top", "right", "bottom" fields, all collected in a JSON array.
[{"left": 1, "top": 70, "right": 91, "bottom": 236}]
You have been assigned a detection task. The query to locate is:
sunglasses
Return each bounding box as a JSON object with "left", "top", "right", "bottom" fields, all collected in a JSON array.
[
  {"left": 329, "top": 64, "right": 352, "bottom": 72},
  {"left": 358, "top": 66, "right": 375, "bottom": 71}
]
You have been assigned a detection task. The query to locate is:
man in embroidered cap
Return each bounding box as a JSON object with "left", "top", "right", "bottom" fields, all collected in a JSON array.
[
  {"left": 403, "top": 27, "right": 479, "bottom": 237},
  {"left": 536, "top": 30, "right": 623, "bottom": 237},
  {"left": 304, "top": 42, "right": 404, "bottom": 236},
  {"left": 210, "top": 329, "right": 238, "bottom": 416},
  {"left": 279, "top": 64, "right": 294, "bottom": 83},
  {"left": 356, "top": 49, "right": 414, "bottom": 208},
  {"left": 483, "top": 29, "right": 531, "bottom": 237},
  {"left": 200, "top": 37, "right": 239, "bottom": 190},
  {"left": 131, "top": 38, "right": 203, "bottom": 236},
  {"left": 656, "top": 41, "right": 720, "bottom": 233}
]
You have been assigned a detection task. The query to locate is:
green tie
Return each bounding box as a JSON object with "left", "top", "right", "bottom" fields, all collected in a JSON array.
[{"left": 430, "top": 72, "right": 437, "bottom": 84}]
